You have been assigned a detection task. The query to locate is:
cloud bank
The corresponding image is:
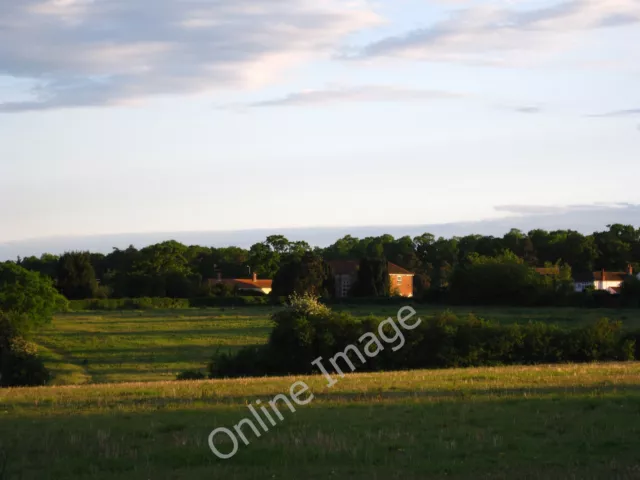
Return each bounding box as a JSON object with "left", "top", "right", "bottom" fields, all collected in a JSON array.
[
  {"left": 3, "top": 203, "right": 639, "bottom": 260},
  {"left": 0, "top": 0, "right": 379, "bottom": 112}
]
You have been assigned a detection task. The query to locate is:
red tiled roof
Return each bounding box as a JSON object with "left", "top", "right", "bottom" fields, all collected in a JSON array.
[
  {"left": 327, "top": 260, "right": 360, "bottom": 275},
  {"left": 593, "top": 271, "right": 628, "bottom": 282},
  {"left": 388, "top": 262, "right": 414, "bottom": 275},
  {"left": 328, "top": 260, "right": 414, "bottom": 276},
  {"left": 210, "top": 278, "right": 272, "bottom": 289},
  {"left": 233, "top": 279, "right": 272, "bottom": 289}
]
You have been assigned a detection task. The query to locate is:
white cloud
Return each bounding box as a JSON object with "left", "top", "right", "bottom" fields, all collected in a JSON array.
[
  {"left": 348, "top": 0, "right": 640, "bottom": 65},
  {"left": 232, "top": 85, "right": 464, "bottom": 108},
  {"left": 592, "top": 108, "right": 640, "bottom": 117},
  {"left": 0, "top": 0, "right": 380, "bottom": 112}
]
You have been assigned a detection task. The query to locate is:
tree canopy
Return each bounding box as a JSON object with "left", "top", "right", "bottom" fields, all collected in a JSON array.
[{"left": 0, "top": 262, "right": 68, "bottom": 334}]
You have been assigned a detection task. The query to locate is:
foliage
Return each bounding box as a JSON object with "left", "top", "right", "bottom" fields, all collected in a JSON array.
[
  {"left": 0, "top": 314, "right": 50, "bottom": 387},
  {"left": 449, "top": 251, "right": 574, "bottom": 306},
  {"left": 13, "top": 224, "right": 640, "bottom": 307},
  {"left": 56, "top": 251, "right": 100, "bottom": 299},
  {"left": 209, "top": 306, "right": 638, "bottom": 378},
  {"left": 0, "top": 262, "right": 68, "bottom": 334},
  {"left": 352, "top": 258, "right": 389, "bottom": 297},
  {"left": 271, "top": 253, "right": 332, "bottom": 297},
  {"left": 175, "top": 369, "right": 205, "bottom": 381}
]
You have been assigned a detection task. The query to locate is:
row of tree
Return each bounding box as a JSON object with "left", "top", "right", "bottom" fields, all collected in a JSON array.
[{"left": 10, "top": 224, "right": 640, "bottom": 301}]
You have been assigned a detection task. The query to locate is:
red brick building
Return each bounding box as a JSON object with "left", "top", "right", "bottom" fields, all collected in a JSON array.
[
  {"left": 388, "top": 262, "right": 415, "bottom": 297},
  {"left": 328, "top": 260, "right": 415, "bottom": 298}
]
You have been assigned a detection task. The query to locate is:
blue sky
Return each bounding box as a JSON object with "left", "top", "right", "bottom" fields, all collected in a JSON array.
[{"left": 1, "top": 0, "right": 639, "bottom": 243}]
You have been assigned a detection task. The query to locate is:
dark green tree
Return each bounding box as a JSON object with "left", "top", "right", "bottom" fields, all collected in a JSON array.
[
  {"left": 0, "top": 262, "right": 68, "bottom": 334},
  {"left": 353, "top": 258, "right": 389, "bottom": 297},
  {"left": 272, "top": 252, "right": 331, "bottom": 297},
  {"left": 57, "top": 252, "right": 100, "bottom": 300}
]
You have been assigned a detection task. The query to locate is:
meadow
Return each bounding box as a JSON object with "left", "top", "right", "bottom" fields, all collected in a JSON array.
[
  {"left": 2, "top": 306, "right": 640, "bottom": 479},
  {"left": 2, "top": 363, "right": 640, "bottom": 479},
  {"left": 32, "top": 305, "right": 640, "bottom": 386}
]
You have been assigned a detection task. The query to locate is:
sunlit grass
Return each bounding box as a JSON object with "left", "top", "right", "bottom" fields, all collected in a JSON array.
[
  {"left": 2, "top": 363, "right": 640, "bottom": 479},
  {"left": 33, "top": 308, "right": 276, "bottom": 384}
]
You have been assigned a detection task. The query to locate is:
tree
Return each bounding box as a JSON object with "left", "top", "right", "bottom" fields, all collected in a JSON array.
[
  {"left": 18, "top": 254, "right": 59, "bottom": 279},
  {"left": 57, "top": 251, "right": 100, "bottom": 300},
  {"left": 0, "top": 263, "right": 67, "bottom": 387},
  {"left": 271, "top": 252, "right": 332, "bottom": 297},
  {"left": 449, "top": 251, "right": 555, "bottom": 306},
  {"left": 353, "top": 258, "right": 389, "bottom": 297},
  {"left": 0, "top": 262, "right": 68, "bottom": 334},
  {"left": 248, "top": 242, "right": 281, "bottom": 279}
]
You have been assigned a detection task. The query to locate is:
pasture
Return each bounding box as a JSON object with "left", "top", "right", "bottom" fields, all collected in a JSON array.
[
  {"left": 2, "top": 363, "right": 640, "bottom": 479},
  {"left": 32, "top": 305, "right": 640, "bottom": 386}
]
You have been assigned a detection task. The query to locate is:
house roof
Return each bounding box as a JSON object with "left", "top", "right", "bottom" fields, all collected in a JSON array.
[
  {"left": 327, "top": 259, "right": 414, "bottom": 276},
  {"left": 234, "top": 279, "right": 272, "bottom": 289},
  {"left": 593, "top": 271, "right": 628, "bottom": 282},
  {"left": 388, "top": 262, "right": 414, "bottom": 275},
  {"left": 327, "top": 260, "right": 360, "bottom": 275},
  {"left": 212, "top": 278, "right": 272, "bottom": 290}
]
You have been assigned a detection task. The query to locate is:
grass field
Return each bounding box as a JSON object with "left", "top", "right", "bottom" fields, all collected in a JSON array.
[
  {"left": 2, "top": 363, "right": 640, "bottom": 479},
  {"left": 34, "top": 308, "right": 277, "bottom": 385},
  {"left": 32, "top": 305, "right": 640, "bottom": 386}
]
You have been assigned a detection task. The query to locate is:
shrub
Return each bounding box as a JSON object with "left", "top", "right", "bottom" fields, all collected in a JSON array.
[
  {"left": 208, "top": 305, "right": 640, "bottom": 379},
  {"left": 176, "top": 370, "right": 205, "bottom": 381},
  {"left": 0, "top": 316, "right": 50, "bottom": 387}
]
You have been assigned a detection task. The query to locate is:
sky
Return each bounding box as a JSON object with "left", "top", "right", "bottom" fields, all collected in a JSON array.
[{"left": 1, "top": 0, "right": 639, "bottom": 246}]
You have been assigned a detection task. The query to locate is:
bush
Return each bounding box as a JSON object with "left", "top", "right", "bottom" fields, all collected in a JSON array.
[
  {"left": 208, "top": 305, "right": 639, "bottom": 379},
  {"left": 176, "top": 369, "right": 205, "bottom": 381},
  {"left": 68, "top": 297, "right": 190, "bottom": 311},
  {"left": 0, "top": 316, "right": 50, "bottom": 387},
  {"left": 67, "top": 296, "right": 289, "bottom": 311}
]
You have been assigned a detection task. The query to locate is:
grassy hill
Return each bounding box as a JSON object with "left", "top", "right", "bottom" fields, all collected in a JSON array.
[{"left": 2, "top": 363, "right": 640, "bottom": 479}]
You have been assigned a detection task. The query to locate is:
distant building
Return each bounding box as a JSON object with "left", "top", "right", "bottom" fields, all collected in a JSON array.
[
  {"left": 208, "top": 272, "right": 273, "bottom": 295},
  {"left": 327, "top": 260, "right": 415, "bottom": 298},
  {"left": 573, "top": 265, "right": 638, "bottom": 294}
]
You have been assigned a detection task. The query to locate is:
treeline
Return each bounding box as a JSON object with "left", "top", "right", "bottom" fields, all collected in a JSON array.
[
  {"left": 206, "top": 296, "right": 639, "bottom": 379},
  {"left": 9, "top": 224, "right": 640, "bottom": 305}
]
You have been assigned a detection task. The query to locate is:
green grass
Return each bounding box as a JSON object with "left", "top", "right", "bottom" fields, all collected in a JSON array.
[
  {"left": 2, "top": 363, "right": 640, "bottom": 479},
  {"left": 34, "top": 308, "right": 276, "bottom": 385},
  {"left": 32, "top": 305, "right": 640, "bottom": 386}
]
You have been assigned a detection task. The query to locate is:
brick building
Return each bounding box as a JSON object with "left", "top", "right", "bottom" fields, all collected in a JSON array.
[{"left": 327, "top": 260, "right": 414, "bottom": 298}]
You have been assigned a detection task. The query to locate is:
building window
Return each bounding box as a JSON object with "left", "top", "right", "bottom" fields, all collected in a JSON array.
[
  {"left": 397, "top": 275, "right": 402, "bottom": 285},
  {"left": 342, "top": 278, "right": 351, "bottom": 297}
]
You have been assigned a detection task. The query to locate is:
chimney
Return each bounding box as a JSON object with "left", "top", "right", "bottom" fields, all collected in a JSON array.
[
  {"left": 628, "top": 264, "right": 633, "bottom": 276},
  {"left": 252, "top": 272, "right": 258, "bottom": 282},
  {"left": 601, "top": 268, "right": 606, "bottom": 282}
]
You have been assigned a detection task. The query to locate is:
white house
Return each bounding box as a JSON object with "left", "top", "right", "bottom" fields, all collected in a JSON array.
[{"left": 574, "top": 265, "right": 639, "bottom": 294}]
